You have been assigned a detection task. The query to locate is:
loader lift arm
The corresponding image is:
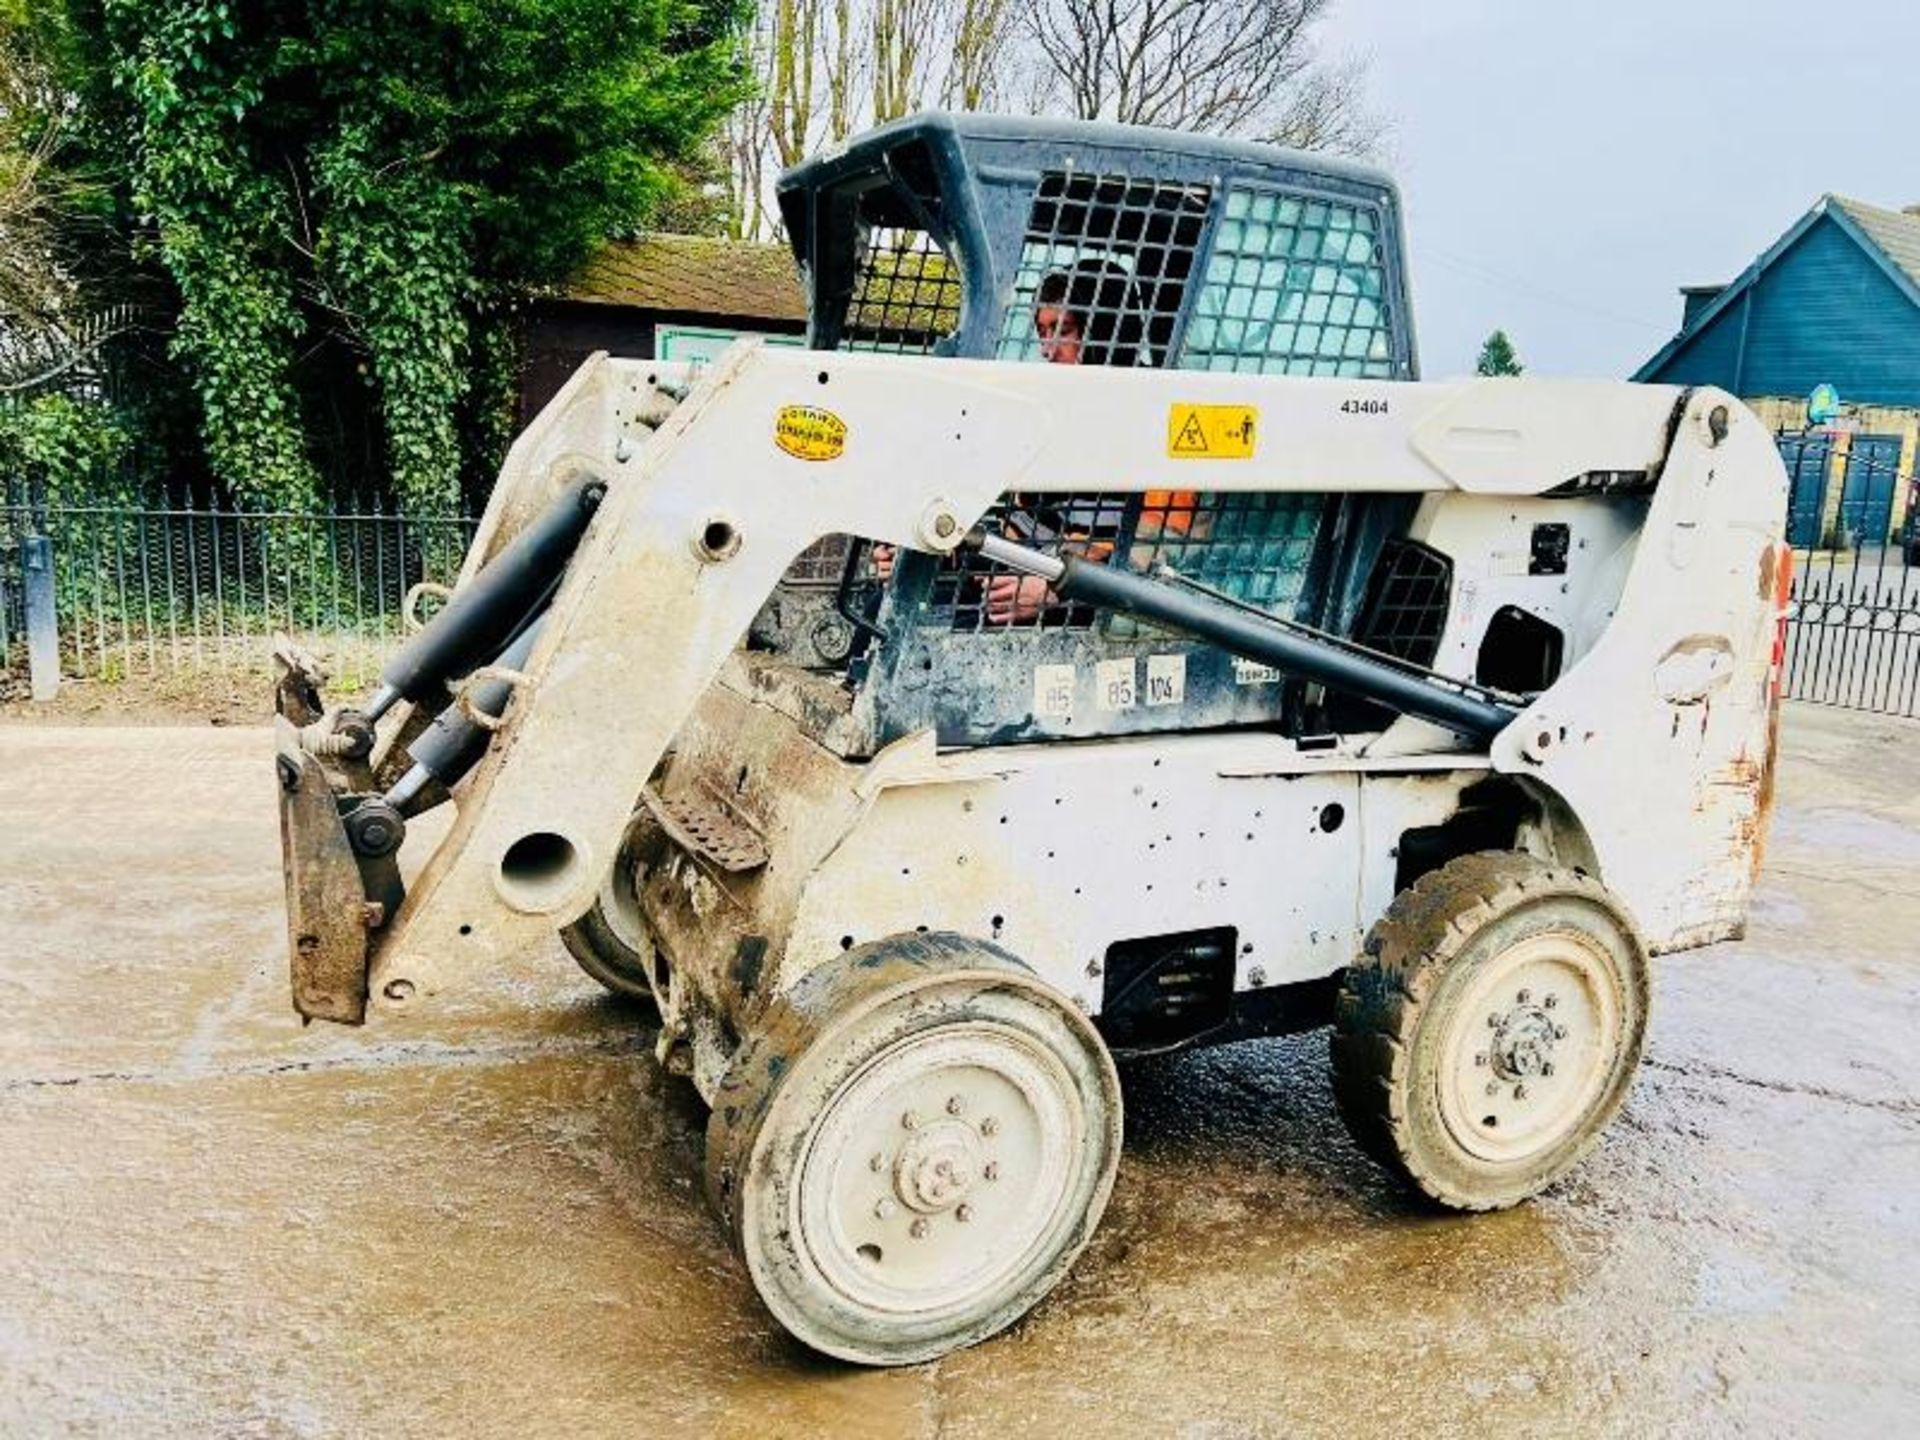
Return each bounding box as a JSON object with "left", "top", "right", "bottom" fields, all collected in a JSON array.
[{"left": 277, "top": 341, "right": 1772, "bottom": 1023}]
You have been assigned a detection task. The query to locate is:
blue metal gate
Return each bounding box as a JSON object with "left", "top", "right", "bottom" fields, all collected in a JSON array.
[
  {"left": 1781, "top": 436, "right": 1831, "bottom": 547},
  {"left": 1836, "top": 435, "right": 1903, "bottom": 545},
  {"left": 1777, "top": 430, "right": 1920, "bottom": 718}
]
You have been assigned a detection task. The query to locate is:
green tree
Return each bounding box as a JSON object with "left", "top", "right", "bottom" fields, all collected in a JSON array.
[
  {"left": 1475, "top": 329, "right": 1524, "bottom": 377},
  {"left": 2, "top": 1, "right": 89, "bottom": 335},
  {"left": 51, "top": 0, "right": 747, "bottom": 510}
]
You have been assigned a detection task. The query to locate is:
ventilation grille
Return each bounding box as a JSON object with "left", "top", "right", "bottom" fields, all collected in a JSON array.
[{"left": 1352, "top": 539, "right": 1452, "bottom": 666}]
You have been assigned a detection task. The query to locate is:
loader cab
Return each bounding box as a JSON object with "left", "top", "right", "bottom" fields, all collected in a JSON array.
[
  {"left": 777, "top": 113, "right": 1417, "bottom": 374},
  {"left": 764, "top": 113, "right": 1437, "bottom": 754}
]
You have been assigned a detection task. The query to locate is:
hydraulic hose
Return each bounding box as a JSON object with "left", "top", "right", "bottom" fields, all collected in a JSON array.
[
  {"left": 363, "top": 472, "right": 604, "bottom": 721},
  {"left": 386, "top": 616, "right": 546, "bottom": 813}
]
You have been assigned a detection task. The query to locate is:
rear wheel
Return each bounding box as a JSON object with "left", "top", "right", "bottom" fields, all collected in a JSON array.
[
  {"left": 1333, "top": 851, "right": 1650, "bottom": 1211},
  {"left": 707, "top": 933, "right": 1122, "bottom": 1365},
  {"left": 558, "top": 810, "right": 656, "bottom": 1002}
]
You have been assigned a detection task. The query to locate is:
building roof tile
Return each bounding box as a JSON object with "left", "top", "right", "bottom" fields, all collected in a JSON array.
[
  {"left": 568, "top": 234, "right": 808, "bottom": 323},
  {"left": 1832, "top": 196, "right": 1920, "bottom": 294}
]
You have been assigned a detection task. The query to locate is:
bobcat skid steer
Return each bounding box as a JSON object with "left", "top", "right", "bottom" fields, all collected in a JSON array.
[{"left": 274, "top": 114, "right": 1792, "bottom": 1364}]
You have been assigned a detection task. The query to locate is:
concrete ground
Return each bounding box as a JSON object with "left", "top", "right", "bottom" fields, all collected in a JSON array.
[{"left": 2, "top": 705, "right": 1916, "bottom": 1438}]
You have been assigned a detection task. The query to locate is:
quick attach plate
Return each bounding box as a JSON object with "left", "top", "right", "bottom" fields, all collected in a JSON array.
[{"left": 275, "top": 716, "right": 376, "bottom": 1024}]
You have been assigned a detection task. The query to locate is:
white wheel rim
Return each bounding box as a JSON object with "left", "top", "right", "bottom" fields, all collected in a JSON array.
[
  {"left": 1437, "top": 929, "right": 1621, "bottom": 1165},
  {"left": 598, "top": 853, "right": 646, "bottom": 958},
  {"left": 793, "top": 1021, "right": 1086, "bottom": 1323}
]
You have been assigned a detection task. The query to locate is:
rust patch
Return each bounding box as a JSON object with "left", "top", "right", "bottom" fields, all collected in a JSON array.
[
  {"left": 1755, "top": 538, "right": 1795, "bottom": 607},
  {"left": 1657, "top": 634, "right": 1736, "bottom": 706},
  {"left": 1750, "top": 693, "right": 1785, "bottom": 879}
]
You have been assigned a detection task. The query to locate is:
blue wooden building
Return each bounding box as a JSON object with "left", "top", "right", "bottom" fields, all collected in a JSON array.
[{"left": 1635, "top": 195, "right": 1920, "bottom": 548}]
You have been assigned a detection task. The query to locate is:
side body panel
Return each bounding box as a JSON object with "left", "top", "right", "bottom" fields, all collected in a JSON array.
[
  {"left": 635, "top": 690, "right": 1508, "bottom": 1078},
  {"left": 1490, "top": 398, "right": 1788, "bottom": 949}
]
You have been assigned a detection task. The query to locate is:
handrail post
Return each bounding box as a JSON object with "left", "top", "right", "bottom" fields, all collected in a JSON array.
[{"left": 23, "top": 533, "right": 59, "bottom": 701}]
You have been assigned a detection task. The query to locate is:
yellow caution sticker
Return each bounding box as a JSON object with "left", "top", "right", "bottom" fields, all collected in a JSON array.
[
  {"left": 1167, "top": 403, "right": 1258, "bottom": 460},
  {"left": 775, "top": 405, "right": 848, "bottom": 461}
]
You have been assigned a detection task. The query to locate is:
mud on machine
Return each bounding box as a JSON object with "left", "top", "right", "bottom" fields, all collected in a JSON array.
[{"left": 275, "top": 113, "right": 1791, "bottom": 1363}]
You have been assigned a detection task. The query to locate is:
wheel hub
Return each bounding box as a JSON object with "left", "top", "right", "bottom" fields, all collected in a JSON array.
[
  {"left": 1489, "top": 1003, "right": 1562, "bottom": 1081},
  {"left": 894, "top": 1120, "right": 985, "bottom": 1213}
]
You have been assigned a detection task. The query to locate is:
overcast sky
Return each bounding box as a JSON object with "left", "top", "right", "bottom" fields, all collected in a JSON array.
[{"left": 1316, "top": 0, "right": 1911, "bottom": 381}]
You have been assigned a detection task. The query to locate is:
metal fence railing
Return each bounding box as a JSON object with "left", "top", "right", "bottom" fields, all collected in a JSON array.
[
  {"left": 0, "top": 490, "right": 478, "bottom": 691},
  {"left": 1775, "top": 429, "right": 1920, "bottom": 719},
  {"left": 5, "top": 432, "right": 1918, "bottom": 721}
]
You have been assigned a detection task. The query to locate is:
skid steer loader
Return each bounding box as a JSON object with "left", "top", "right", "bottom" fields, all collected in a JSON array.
[{"left": 274, "top": 114, "right": 1791, "bottom": 1364}]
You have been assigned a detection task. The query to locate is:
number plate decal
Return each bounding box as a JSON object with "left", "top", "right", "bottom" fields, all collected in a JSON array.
[{"left": 1033, "top": 664, "right": 1077, "bottom": 719}]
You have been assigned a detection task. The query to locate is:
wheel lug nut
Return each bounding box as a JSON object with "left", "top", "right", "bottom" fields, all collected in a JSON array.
[
  {"left": 875, "top": 1198, "right": 897, "bottom": 1220},
  {"left": 1542, "top": 1063, "right": 1555, "bottom": 1078},
  {"left": 1474, "top": 1052, "right": 1488, "bottom": 1067},
  {"left": 910, "top": 1218, "right": 930, "bottom": 1239},
  {"left": 1543, "top": 994, "right": 1558, "bottom": 1010},
  {"left": 869, "top": 1153, "right": 886, "bottom": 1173},
  {"left": 984, "top": 1162, "right": 1000, "bottom": 1181},
  {"left": 1485, "top": 1081, "right": 1499, "bottom": 1096},
  {"left": 901, "top": 1110, "right": 919, "bottom": 1130},
  {"left": 1514, "top": 1084, "right": 1528, "bottom": 1100},
  {"left": 946, "top": 1095, "right": 965, "bottom": 1116},
  {"left": 1487, "top": 1014, "right": 1500, "bottom": 1028},
  {"left": 956, "top": 1204, "right": 974, "bottom": 1223},
  {"left": 1517, "top": 989, "right": 1531, "bottom": 1004},
  {"left": 980, "top": 1117, "right": 1000, "bottom": 1137},
  {"left": 1554, "top": 1025, "right": 1568, "bottom": 1040}
]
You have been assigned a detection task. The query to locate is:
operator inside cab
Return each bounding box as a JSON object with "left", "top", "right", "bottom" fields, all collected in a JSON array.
[{"left": 877, "top": 257, "right": 1200, "bottom": 624}]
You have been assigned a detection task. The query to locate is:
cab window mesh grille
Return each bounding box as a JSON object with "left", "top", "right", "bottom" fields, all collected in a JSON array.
[
  {"left": 1182, "top": 189, "right": 1397, "bottom": 378},
  {"left": 844, "top": 225, "right": 962, "bottom": 355},
  {"left": 997, "top": 172, "right": 1211, "bottom": 367},
  {"left": 925, "top": 490, "right": 1326, "bottom": 634},
  {"left": 783, "top": 535, "right": 856, "bottom": 586}
]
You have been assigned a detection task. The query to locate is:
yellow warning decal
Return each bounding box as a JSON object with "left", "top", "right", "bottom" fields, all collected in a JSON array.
[
  {"left": 1167, "top": 403, "right": 1258, "bottom": 460},
  {"left": 775, "top": 405, "right": 848, "bottom": 461}
]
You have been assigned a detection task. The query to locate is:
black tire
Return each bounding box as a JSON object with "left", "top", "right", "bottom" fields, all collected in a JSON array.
[
  {"left": 558, "top": 810, "right": 657, "bottom": 1003},
  {"left": 1333, "top": 851, "right": 1650, "bottom": 1211}
]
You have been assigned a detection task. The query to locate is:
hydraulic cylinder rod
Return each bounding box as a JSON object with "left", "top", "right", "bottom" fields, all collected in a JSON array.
[
  {"left": 363, "top": 473, "right": 604, "bottom": 721},
  {"left": 969, "top": 531, "right": 1517, "bottom": 742},
  {"left": 386, "top": 616, "right": 547, "bottom": 814}
]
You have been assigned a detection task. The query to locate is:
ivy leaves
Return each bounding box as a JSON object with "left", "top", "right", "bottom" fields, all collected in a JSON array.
[
  {"left": 0, "top": 393, "right": 131, "bottom": 501},
  {"left": 87, "top": 0, "right": 747, "bottom": 509}
]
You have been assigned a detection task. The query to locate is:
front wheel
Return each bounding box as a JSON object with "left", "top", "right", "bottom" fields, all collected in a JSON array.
[
  {"left": 1333, "top": 851, "right": 1650, "bottom": 1211},
  {"left": 558, "top": 810, "right": 657, "bottom": 1003},
  {"left": 707, "top": 933, "right": 1122, "bottom": 1365}
]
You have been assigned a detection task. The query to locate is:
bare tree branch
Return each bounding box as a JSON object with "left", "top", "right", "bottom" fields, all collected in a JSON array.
[
  {"left": 944, "top": 0, "right": 1015, "bottom": 110},
  {"left": 1018, "top": 0, "right": 1382, "bottom": 153},
  {"left": 721, "top": 0, "right": 1379, "bottom": 239}
]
